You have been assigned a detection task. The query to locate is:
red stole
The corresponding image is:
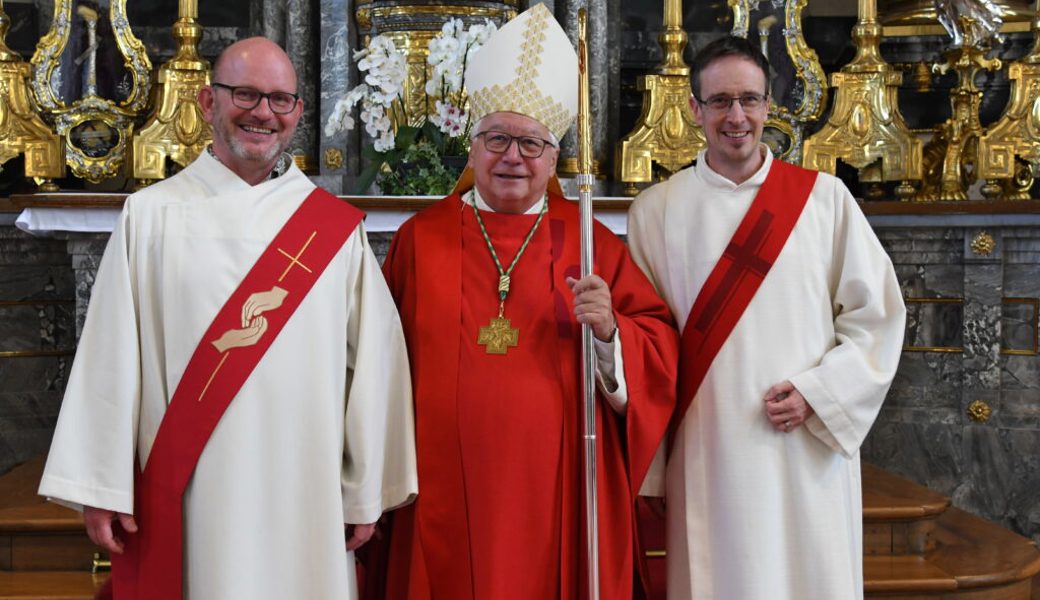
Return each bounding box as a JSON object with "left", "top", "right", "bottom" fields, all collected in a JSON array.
[
  {"left": 110, "top": 188, "right": 363, "bottom": 600},
  {"left": 387, "top": 193, "right": 664, "bottom": 600},
  {"left": 675, "top": 159, "right": 817, "bottom": 428}
]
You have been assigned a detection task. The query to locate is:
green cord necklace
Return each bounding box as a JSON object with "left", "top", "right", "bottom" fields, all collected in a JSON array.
[{"left": 471, "top": 192, "right": 548, "bottom": 354}]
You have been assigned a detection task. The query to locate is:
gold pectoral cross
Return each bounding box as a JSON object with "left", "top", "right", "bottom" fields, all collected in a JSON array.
[{"left": 478, "top": 316, "right": 519, "bottom": 355}]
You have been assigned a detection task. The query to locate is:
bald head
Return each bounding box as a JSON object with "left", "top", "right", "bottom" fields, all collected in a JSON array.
[
  {"left": 199, "top": 36, "right": 303, "bottom": 185},
  {"left": 213, "top": 37, "right": 298, "bottom": 93}
]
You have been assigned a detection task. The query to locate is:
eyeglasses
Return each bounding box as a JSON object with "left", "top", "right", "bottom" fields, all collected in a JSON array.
[
  {"left": 693, "top": 93, "right": 769, "bottom": 112},
  {"left": 474, "top": 130, "right": 556, "bottom": 158},
  {"left": 211, "top": 83, "right": 299, "bottom": 114}
]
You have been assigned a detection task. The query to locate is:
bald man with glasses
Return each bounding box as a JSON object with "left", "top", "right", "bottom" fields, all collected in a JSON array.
[{"left": 40, "top": 36, "right": 417, "bottom": 600}]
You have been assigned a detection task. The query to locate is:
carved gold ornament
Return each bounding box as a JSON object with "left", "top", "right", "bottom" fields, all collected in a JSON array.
[
  {"left": 914, "top": 43, "right": 1001, "bottom": 201},
  {"left": 971, "top": 231, "right": 996, "bottom": 255},
  {"left": 616, "top": 0, "right": 704, "bottom": 191},
  {"left": 0, "top": 1, "right": 65, "bottom": 189},
  {"left": 967, "top": 399, "right": 992, "bottom": 423},
  {"left": 978, "top": 10, "right": 1040, "bottom": 197},
  {"left": 324, "top": 147, "right": 344, "bottom": 170},
  {"left": 133, "top": 0, "right": 212, "bottom": 185},
  {"left": 30, "top": 0, "right": 152, "bottom": 183},
  {"left": 803, "top": 0, "right": 922, "bottom": 192}
]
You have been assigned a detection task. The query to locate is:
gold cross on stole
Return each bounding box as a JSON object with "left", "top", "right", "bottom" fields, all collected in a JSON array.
[
  {"left": 478, "top": 316, "right": 519, "bottom": 354},
  {"left": 277, "top": 231, "right": 317, "bottom": 282}
]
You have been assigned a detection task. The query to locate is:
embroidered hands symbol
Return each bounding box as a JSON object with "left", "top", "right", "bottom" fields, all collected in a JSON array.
[
  {"left": 210, "top": 286, "right": 288, "bottom": 353},
  {"left": 241, "top": 286, "right": 289, "bottom": 327}
]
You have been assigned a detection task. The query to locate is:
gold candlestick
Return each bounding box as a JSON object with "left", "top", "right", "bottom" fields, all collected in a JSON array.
[
  {"left": 615, "top": 0, "right": 704, "bottom": 195},
  {"left": 132, "top": 0, "right": 212, "bottom": 185},
  {"left": 803, "top": 0, "right": 922, "bottom": 197}
]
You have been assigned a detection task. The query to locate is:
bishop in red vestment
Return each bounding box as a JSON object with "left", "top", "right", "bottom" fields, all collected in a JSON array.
[{"left": 378, "top": 6, "right": 677, "bottom": 599}]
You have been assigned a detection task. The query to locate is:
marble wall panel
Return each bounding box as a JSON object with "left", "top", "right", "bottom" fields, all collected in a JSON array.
[
  {"left": 0, "top": 227, "right": 74, "bottom": 477},
  {"left": 0, "top": 391, "right": 63, "bottom": 478},
  {"left": 867, "top": 226, "right": 1040, "bottom": 548}
]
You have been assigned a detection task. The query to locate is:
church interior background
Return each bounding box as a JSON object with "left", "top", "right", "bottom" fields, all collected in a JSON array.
[{"left": 2, "top": 0, "right": 1040, "bottom": 596}]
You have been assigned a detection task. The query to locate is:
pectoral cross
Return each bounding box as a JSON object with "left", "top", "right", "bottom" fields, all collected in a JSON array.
[{"left": 478, "top": 316, "right": 519, "bottom": 355}]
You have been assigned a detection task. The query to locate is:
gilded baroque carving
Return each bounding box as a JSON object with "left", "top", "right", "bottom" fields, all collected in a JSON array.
[
  {"left": 803, "top": 0, "right": 922, "bottom": 192},
  {"left": 0, "top": 2, "right": 64, "bottom": 189},
  {"left": 133, "top": 1, "right": 212, "bottom": 184},
  {"left": 978, "top": 11, "right": 1040, "bottom": 197},
  {"left": 30, "top": 0, "right": 152, "bottom": 183},
  {"left": 616, "top": 0, "right": 702, "bottom": 191}
]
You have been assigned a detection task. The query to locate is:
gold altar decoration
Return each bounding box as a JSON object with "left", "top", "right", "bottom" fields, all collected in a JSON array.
[
  {"left": 730, "top": 0, "right": 828, "bottom": 163},
  {"left": 615, "top": 0, "right": 704, "bottom": 193},
  {"left": 0, "top": 0, "right": 64, "bottom": 190},
  {"left": 131, "top": 0, "right": 211, "bottom": 185},
  {"left": 324, "top": 147, "right": 344, "bottom": 170},
  {"left": 971, "top": 230, "right": 996, "bottom": 255},
  {"left": 915, "top": 31, "right": 1002, "bottom": 201},
  {"left": 966, "top": 399, "right": 992, "bottom": 422},
  {"left": 880, "top": 0, "right": 1035, "bottom": 36},
  {"left": 30, "top": 0, "right": 152, "bottom": 183},
  {"left": 803, "top": 0, "right": 922, "bottom": 197},
  {"left": 354, "top": 1, "right": 518, "bottom": 130},
  {"left": 978, "top": 3, "right": 1040, "bottom": 199}
]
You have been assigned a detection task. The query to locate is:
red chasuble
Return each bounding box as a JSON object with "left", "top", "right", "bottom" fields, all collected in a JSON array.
[{"left": 381, "top": 193, "right": 677, "bottom": 600}]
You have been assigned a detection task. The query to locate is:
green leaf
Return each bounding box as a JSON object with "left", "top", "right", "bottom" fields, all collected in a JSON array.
[
  {"left": 395, "top": 126, "right": 421, "bottom": 149},
  {"left": 355, "top": 163, "right": 381, "bottom": 194},
  {"left": 422, "top": 121, "right": 445, "bottom": 152},
  {"left": 360, "top": 144, "right": 383, "bottom": 161}
]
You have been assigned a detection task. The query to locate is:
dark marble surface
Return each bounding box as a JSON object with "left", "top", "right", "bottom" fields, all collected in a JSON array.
[
  {"left": 0, "top": 227, "right": 73, "bottom": 476},
  {"left": 866, "top": 227, "right": 1040, "bottom": 547}
]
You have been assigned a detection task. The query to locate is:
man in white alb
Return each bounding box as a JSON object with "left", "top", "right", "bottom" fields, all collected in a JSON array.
[
  {"left": 628, "top": 35, "right": 905, "bottom": 600},
  {"left": 38, "top": 37, "right": 417, "bottom": 600}
]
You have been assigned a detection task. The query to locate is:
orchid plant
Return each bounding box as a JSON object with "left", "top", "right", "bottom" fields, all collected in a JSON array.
[{"left": 326, "top": 18, "right": 497, "bottom": 194}]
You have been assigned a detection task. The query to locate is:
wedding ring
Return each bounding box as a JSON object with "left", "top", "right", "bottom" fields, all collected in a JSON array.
[{"left": 784, "top": 420, "right": 792, "bottom": 429}]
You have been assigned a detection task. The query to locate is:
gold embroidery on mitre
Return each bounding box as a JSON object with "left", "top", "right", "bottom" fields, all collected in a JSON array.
[{"left": 469, "top": 4, "right": 575, "bottom": 138}]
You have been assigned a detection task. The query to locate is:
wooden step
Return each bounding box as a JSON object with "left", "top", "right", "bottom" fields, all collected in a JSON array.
[
  {"left": 0, "top": 457, "right": 98, "bottom": 573},
  {"left": 863, "top": 463, "right": 951, "bottom": 556},
  {"left": 0, "top": 458, "right": 103, "bottom": 599},
  {"left": 864, "top": 504, "right": 1040, "bottom": 598},
  {"left": 0, "top": 572, "right": 106, "bottom": 600}
]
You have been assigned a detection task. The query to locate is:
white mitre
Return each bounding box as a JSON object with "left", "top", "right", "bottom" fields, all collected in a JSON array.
[{"left": 464, "top": 3, "right": 578, "bottom": 140}]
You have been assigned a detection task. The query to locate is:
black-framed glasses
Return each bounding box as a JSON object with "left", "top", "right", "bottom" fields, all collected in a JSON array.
[
  {"left": 693, "top": 93, "right": 769, "bottom": 112},
  {"left": 211, "top": 82, "right": 299, "bottom": 114},
  {"left": 474, "top": 130, "right": 556, "bottom": 158}
]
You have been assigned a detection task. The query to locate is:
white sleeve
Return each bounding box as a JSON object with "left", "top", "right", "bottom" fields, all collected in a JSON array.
[
  {"left": 340, "top": 224, "right": 418, "bottom": 524},
  {"left": 38, "top": 204, "right": 142, "bottom": 514},
  {"left": 595, "top": 332, "right": 628, "bottom": 413},
  {"left": 790, "top": 179, "right": 906, "bottom": 458}
]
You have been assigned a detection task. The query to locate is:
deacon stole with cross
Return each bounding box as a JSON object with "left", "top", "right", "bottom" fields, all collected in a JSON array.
[
  {"left": 110, "top": 188, "right": 363, "bottom": 600},
  {"left": 675, "top": 159, "right": 818, "bottom": 426}
]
